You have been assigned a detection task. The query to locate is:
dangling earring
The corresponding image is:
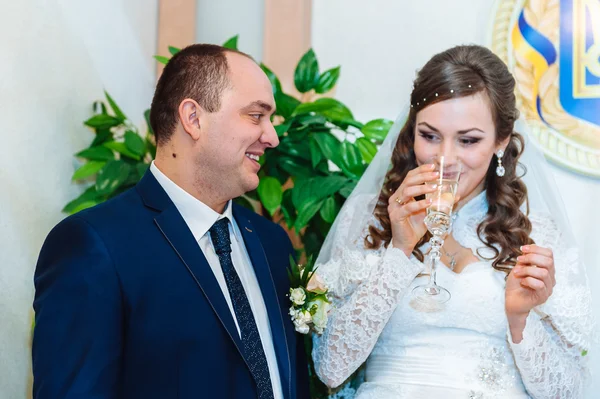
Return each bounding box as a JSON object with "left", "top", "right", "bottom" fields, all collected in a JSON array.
[{"left": 496, "top": 149, "right": 505, "bottom": 177}]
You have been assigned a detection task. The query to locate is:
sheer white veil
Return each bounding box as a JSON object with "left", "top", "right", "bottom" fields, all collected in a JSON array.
[{"left": 316, "top": 104, "right": 595, "bottom": 351}]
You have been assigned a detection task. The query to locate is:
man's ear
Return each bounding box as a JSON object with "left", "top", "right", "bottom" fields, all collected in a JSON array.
[{"left": 178, "top": 99, "right": 202, "bottom": 140}]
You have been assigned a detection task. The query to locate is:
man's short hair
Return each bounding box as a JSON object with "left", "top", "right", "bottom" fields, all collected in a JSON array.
[{"left": 149, "top": 44, "right": 252, "bottom": 145}]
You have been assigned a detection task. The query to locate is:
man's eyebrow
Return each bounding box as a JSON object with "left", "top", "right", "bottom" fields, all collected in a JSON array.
[{"left": 241, "top": 101, "right": 274, "bottom": 113}]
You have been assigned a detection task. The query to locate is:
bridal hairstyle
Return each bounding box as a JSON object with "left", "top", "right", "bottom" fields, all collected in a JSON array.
[
  {"left": 365, "top": 45, "right": 534, "bottom": 273},
  {"left": 149, "top": 44, "right": 252, "bottom": 145}
]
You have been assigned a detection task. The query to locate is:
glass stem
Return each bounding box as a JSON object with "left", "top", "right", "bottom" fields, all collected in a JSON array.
[{"left": 427, "top": 235, "right": 443, "bottom": 287}]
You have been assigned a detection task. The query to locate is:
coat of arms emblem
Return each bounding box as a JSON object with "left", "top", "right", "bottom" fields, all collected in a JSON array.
[{"left": 490, "top": 0, "right": 600, "bottom": 176}]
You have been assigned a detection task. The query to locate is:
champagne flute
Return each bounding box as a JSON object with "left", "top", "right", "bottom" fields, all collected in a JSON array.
[{"left": 411, "top": 155, "right": 462, "bottom": 305}]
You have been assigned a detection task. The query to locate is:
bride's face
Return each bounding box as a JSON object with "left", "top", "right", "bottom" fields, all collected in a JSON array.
[{"left": 413, "top": 92, "right": 505, "bottom": 205}]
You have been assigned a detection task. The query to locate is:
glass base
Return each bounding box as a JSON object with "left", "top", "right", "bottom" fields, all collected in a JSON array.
[{"left": 411, "top": 284, "right": 451, "bottom": 304}]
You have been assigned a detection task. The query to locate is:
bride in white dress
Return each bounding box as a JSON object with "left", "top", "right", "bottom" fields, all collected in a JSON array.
[{"left": 311, "top": 45, "right": 594, "bottom": 398}]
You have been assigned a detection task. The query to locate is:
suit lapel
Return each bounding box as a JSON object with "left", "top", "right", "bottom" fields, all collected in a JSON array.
[
  {"left": 137, "top": 172, "right": 250, "bottom": 371},
  {"left": 234, "top": 209, "right": 292, "bottom": 399}
]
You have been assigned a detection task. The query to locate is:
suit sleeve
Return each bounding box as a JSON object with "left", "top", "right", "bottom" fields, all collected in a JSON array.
[{"left": 33, "top": 216, "right": 124, "bottom": 399}]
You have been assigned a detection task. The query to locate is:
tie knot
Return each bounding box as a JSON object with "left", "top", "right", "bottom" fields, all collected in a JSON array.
[{"left": 209, "top": 218, "right": 232, "bottom": 255}]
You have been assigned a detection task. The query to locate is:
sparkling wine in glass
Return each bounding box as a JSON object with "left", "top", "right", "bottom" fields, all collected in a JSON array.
[{"left": 411, "top": 155, "right": 462, "bottom": 306}]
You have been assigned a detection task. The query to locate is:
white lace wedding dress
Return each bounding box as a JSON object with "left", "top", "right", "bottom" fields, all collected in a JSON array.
[{"left": 312, "top": 191, "right": 592, "bottom": 398}]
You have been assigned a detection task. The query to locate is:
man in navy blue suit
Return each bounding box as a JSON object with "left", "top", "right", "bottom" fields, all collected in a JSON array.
[{"left": 33, "top": 44, "right": 309, "bottom": 399}]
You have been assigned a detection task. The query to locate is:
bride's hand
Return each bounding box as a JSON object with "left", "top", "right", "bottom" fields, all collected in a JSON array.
[
  {"left": 505, "top": 244, "right": 556, "bottom": 342},
  {"left": 388, "top": 164, "right": 439, "bottom": 256}
]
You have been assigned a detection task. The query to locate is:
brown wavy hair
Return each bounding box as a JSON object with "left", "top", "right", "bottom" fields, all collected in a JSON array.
[{"left": 365, "top": 45, "right": 534, "bottom": 273}]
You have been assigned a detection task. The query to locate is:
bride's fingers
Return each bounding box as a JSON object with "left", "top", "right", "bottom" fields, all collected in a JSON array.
[
  {"left": 516, "top": 253, "right": 555, "bottom": 285},
  {"left": 402, "top": 171, "right": 440, "bottom": 188},
  {"left": 514, "top": 265, "right": 554, "bottom": 289},
  {"left": 400, "top": 183, "right": 438, "bottom": 201},
  {"left": 521, "top": 245, "right": 553, "bottom": 259},
  {"left": 397, "top": 198, "right": 432, "bottom": 217},
  {"left": 405, "top": 163, "right": 436, "bottom": 179},
  {"left": 520, "top": 276, "right": 550, "bottom": 297},
  {"left": 517, "top": 253, "right": 554, "bottom": 271}
]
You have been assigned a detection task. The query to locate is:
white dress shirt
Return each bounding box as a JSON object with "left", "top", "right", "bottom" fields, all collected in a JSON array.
[{"left": 150, "top": 162, "right": 283, "bottom": 399}]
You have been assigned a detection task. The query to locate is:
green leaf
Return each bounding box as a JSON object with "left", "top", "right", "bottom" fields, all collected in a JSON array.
[
  {"left": 168, "top": 46, "right": 181, "bottom": 56},
  {"left": 582, "top": 350, "right": 588, "bottom": 357},
  {"left": 136, "top": 162, "right": 149, "bottom": 179},
  {"left": 95, "top": 160, "right": 132, "bottom": 196},
  {"left": 309, "top": 137, "right": 323, "bottom": 168},
  {"left": 315, "top": 66, "right": 341, "bottom": 94},
  {"left": 341, "top": 141, "right": 364, "bottom": 178},
  {"left": 293, "top": 98, "right": 353, "bottom": 122},
  {"left": 76, "top": 146, "right": 115, "bottom": 161},
  {"left": 287, "top": 255, "right": 302, "bottom": 287},
  {"left": 361, "top": 118, "right": 393, "bottom": 143},
  {"left": 295, "top": 114, "right": 327, "bottom": 127},
  {"left": 71, "top": 200, "right": 100, "bottom": 213},
  {"left": 279, "top": 157, "right": 314, "bottom": 179},
  {"left": 292, "top": 98, "right": 337, "bottom": 116},
  {"left": 356, "top": 137, "right": 378, "bottom": 163},
  {"left": 103, "top": 141, "right": 142, "bottom": 161},
  {"left": 329, "top": 118, "right": 364, "bottom": 130},
  {"left": 104, "top": 91, "right": 127, "bottom": 121},
  {"left": 124, "top": 131, "right": 145, "bottom": 156},
  {"left": 93, "top": 100, "right": 108, "bottom": 115},
  {"left": 223, "top": 35, "right": 239, "bottom": 50},
  {"left": 319, "top": 99, "right": 353, "bottom": 122},
  {"left": 313, "top": 132, "right": 343, "bottom": 167},
  {"left": 294, "top": 49, "right": 320, "bottom": 93},
  {"left": 295, "top": 199, "right": 324, "bottom": 230},
  {"left": 280, "top": 189, "right": 296, "bottom": 228},
  {"left": 339, "top": 180, "right": 357, "bottom": 198},
  {"left": 257, "top": 177, "right": 283, "bottom": 216},
  {"left": 63, "top": 186, "right": 101, "bottom": 214},
  {"left": 91, "top": 129, "right": 113, "bottom": 147},
  {"left": 278, "top": 139, "right": 311, "bottom": 161},
  {"left": 274, "top": 121, "right": 292, "bottom": 137},
  {"left": 154, "top": 55, "right": 170, "bottom": 65},
  {"left": 72, "top": 161, "right": 106, "bottom": 180},
  {"left": 84, "top": 114, "right": 122, "bottom": 130},
  {"left": 292, "top": 175, "right": 348, "bottom": 210},
  {"left": 260, "top": 63, "right": 282, "bottom": 94},
  {"left": 144, "top": 109, "right": 154, "bottom": 135},
  {"left": 319, "top": 196, "right": 340, "bottom": 223},
  {"left": 275, "top": 92, "right": 301, "bottom": 119}
]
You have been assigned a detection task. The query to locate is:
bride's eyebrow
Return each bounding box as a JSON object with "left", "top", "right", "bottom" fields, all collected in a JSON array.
[
  {"left": 417, "top": 122, "right": 439, "bottom": 132},
  {"left": 417, "top": 122, "right": 484, "bottom": 135}
]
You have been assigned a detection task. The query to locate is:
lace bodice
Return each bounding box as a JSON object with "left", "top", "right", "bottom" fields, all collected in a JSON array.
[{"left": 312, "top": 191, "right": 593, "bottom": 398}]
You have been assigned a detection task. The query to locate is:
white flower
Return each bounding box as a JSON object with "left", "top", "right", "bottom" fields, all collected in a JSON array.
[
  {"left": 289, "top": 287, "right": 306, "bottom": 306},
  {"left": 294, "top": 321, "right": 310, "bottom": 334},
  {"left": 292, "top": 309, "right": 312, "bottom": 334},
  {"left": 308, "top": 298, "right": 331, "bottom": 334}
]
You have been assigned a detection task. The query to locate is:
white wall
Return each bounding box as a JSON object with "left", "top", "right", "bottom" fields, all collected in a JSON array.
[
  {"left": 312, "top": 0, "right": 600, "bottom": 396},
  {"left": 0, "top": 0, "right": 157, "bottom": 397},
  {"left": 196, "top": 0, "right": 265, "bottom": 60}
]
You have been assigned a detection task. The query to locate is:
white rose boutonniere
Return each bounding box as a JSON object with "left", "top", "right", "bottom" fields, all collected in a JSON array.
[{"left": 287, "top": 255, "right": 330, "bottom": 335}]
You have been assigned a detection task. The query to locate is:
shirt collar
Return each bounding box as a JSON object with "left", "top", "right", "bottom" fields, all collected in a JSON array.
[{"left": 150, "top": 161, "right": 238, "bottom": 242}]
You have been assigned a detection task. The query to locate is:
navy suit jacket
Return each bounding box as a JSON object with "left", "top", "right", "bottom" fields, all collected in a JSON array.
[{"left": 32, "top": 171, "right": 310, "bottom": 399}]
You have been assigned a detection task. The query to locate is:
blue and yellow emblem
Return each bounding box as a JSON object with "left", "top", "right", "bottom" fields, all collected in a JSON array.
[{"left": 490, "top": 0, "right": 600, "bottom": 176}]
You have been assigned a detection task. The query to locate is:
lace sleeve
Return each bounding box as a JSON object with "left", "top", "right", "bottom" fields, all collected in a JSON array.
[
  {"left": 507, "top": 212, "right": 594, "bottom": 398},
  {"left": 311, "top": 198, "right": 424, "bottom": 388}
]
